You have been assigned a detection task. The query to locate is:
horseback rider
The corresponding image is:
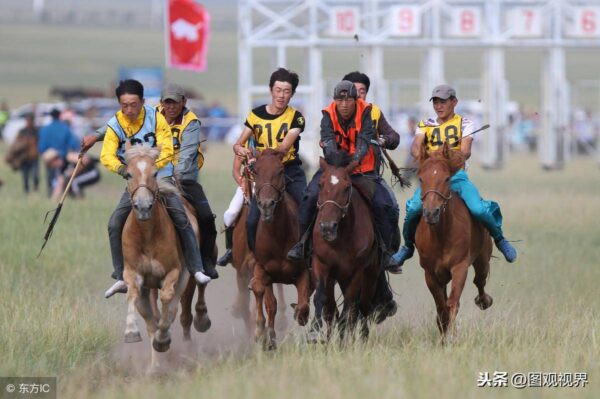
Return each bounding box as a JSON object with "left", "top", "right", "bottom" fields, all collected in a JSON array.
[
  {"left": 287, "top": 80, "right": 396, "bottom": 270},
  {"left": 82, "top": 79, "right": 212, "bottom": 298},
  {"left": 217, "top": 67, "right": 307, "bottom": 263},
  {"left": 156, "top": 83, "right": 219, "bottom": 279},
  {"left": 387, "top": 84, "right": 517, "bottom": 271}
]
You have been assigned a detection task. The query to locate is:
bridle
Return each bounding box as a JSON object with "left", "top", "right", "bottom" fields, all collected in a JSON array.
[
  {"left": 317, "top": 184, "right": 353, "bottom": 219},
  {"left": 255, "top": 181, "right": 286, "bottom": 207},
  {"left": 421, "top": 189, "right": 452, "bottom": 212}
]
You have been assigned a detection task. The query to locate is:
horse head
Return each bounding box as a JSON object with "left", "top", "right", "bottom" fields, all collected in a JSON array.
[
  {"left": 417, "top": 141, "right": 464, "bottom": 225},
  {"left": 253, "top": 148, "right": 286, "bottom": 223},
  {"left": 316, "top": 153, "right": 356, "bottom": 242},
  {"left": 124, "top": 144, "right": 160, "bottom": 221}
]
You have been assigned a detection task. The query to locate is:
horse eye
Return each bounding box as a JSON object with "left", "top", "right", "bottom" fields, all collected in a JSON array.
[
  {"left": 153, "top": 171, "right": 158, "bottom": 178},
  {"left": 445, "top": 177, "right": 450, "bottom": 182},
  {"left": 418, "top": 177, "right": 423, "bottom": 183},
  {"left": 318, "top": 183, "right": 323, "bottom": 190},
  {"left": 125, "top": 173, "right": 132, "bottom": 179}
]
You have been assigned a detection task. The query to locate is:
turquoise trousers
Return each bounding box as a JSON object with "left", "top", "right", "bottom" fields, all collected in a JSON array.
[{"left": 402, "top": 169, "right": 504, "bottom": 246}]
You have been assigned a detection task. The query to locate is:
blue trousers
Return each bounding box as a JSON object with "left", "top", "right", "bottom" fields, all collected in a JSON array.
[{"left": 402, "top": 169, "right": 504, "bottom": 246}]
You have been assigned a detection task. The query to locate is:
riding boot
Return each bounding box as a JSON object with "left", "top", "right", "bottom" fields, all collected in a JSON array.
[
  {"left": 216, "top": 226, "right": 234, "bottom": 266},
  {"left": 200, "top": 213, "right": 219, "bottom": 279}
]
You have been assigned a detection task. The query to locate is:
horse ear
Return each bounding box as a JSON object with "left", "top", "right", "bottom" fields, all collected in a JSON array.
[
  {"left": 417, "top": 139, "right": 429, "bottom": 164},
  {"left": 319, "top": 156, "right": 327, "bottom": 170},
  {"left": 154, "top": 144, "right": 162, "bottom": 160},
  {"left": 442, "top": 141, "right": 450, "bottom": 159},
  {"left": 125, "top": 140, "right": 132, "bottom": 152}
]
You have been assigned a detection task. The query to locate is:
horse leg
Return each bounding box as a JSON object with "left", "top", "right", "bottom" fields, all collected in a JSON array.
[
  {"left": 233, "top": 266, "right": 253, "bottom": 336},
  {"left": 123, "top": 270, "right": 143, "bottom": 343},
  {"left": 446, "top": 264, "right": 469, "bottom": 340},
  {"left": 424, "top": 270, "right": 450, "bottom": 338},
  {"left": 293, "top": 268, "right": 312, "bottom": 326},
  {"left": 339, "top": 273, "right": 363, "bottom": 341},
  {"left": 473, "top": 257, "right": 493, "bottom": 310},
  {"left": 137, "top": 288, "right": 163, "bottom": 374},
  {"left": 309, "top": 263, "right": 327, "bottom": 342},
  {"left": 275, "top": 283, "right": 288, "bottom": 332},
  {"left": 264, "top": 284, "right": 277, "bottom": 350},
  {"left": 194, "top": 282, "right": 211, "bottom": 333},
  {"left": 358, "top": 264, "right": 379, "bottom": 340},
  {"left": 153, "top": 269, "right": 180, "bottom": 353},
  {"left": 180, "top": 275, "right": 195, "bottom": 340},
  {"left": 250, "top": 265, "right": 267, "bottom": 346}
]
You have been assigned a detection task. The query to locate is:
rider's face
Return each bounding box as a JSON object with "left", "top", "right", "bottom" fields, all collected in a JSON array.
[
  {"left": 119, "top": 94, "right": 144, "bottom": 122},
  {"left": 353, "top": 82, "right": 368, "bottom": 100},
  {"left": 270, "top": 81, "right": 294, "bottom": 112},
  {"left": 161, "top": 99, "right": 186, "bottom": 123},
  {"left": 432, "top": 97, "right": 457, "bottom": 122},
  {"left": 335, "top": 97, "right": 356, "bottom": 120}
]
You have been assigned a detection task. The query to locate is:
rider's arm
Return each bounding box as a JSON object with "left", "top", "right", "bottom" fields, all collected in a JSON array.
[
  {"left": 100, "top": 126, "right": 124, "bottom": 173},
  {"left": 460, "top": 118, "right": 475, "bottom": 160},
  {"left": 353, "top": 108, "right": 374, "bottom": 163},
  {"left": 233, "top": 126, "right": 253, "bottom": 157},
  {"left": 377, "top": 111, "right": 400, "bottom": 150},
  {"left": 174, "top": 119, "right": 201, "bottom": 178},
  {"left": 154, "top": 113, "right": 174, "bottom": 170},
  {"left": 232, "top": 154, "right": 243, "bottom": 186},
  {"left": 277, "top": 128, "right": 300, "bottom": 155},
  {"left": 319, "top": 111, "right": 337, "bottom": 157},
  {"left": 410, "top": 132, "right": 426, "bottom": 159}
]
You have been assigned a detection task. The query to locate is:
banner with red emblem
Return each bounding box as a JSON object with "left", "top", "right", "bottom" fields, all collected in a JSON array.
[{"left": 165, "top": 0, "right": 210, "bottom": 72}]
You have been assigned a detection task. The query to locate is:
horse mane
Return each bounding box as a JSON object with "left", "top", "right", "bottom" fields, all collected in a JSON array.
[
  {"left": 417, "top": 142, "right": 466, "bottom": 176},
  {"left": 124, "top": 144, "right": 160, "bottom": 162}
]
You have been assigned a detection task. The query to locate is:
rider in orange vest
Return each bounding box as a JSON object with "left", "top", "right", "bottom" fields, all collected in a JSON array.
[{"left": 287, "top": 81, "right": 396, "bottom": 271}]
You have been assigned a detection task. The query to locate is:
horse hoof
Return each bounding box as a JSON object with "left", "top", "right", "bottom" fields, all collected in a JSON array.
[
  {"left": 124, "top": 331, "right": 142, "bottom": 343},
  {"left": 194, "top": 315, "right": 211, "bottom": 333},
  {"left": 152, "top": 336, "right": 172, "bottom": 353},
  {"left": 474, "top": 294, "right": 493, "bottom": 310}
]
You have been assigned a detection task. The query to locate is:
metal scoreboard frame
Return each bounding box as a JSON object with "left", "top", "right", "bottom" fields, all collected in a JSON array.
[{"left": 238, "top": 0, "right": 600, "bottom": 169}]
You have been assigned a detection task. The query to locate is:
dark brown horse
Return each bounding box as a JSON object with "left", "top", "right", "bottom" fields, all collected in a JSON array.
[
  {"left": 250, "top": 148, "right": 312, "bottom": 349},
  {"left": 311, "top": 156, "right": 380, "bottom": 338},
  {"left": 415, "top": 143, "right": 493, "bottom": 340}
]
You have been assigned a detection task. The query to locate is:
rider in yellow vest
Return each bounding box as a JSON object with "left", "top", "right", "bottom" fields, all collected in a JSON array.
[
  {"left": 82, "top": 79, "right": 212, "bottom": 298},
  {"left": 388, "top": 84, "right": 517, "bottom": 271},
  {"left": 218, "top": 68, "right": 306, "bottom": 262}
]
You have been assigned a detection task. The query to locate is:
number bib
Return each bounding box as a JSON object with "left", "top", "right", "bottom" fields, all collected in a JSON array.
[
  {"left": 421, "top": 114, "right": 463, "bottom": 152},
  {"left": 108, "top": 105, "right": 159, "bottom": 164},
  {"left": 245, "top": 105, "right": 304, "bottom": 164}
]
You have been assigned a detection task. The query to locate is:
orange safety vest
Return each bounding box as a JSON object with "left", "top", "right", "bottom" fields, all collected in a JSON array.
[{"left": 323, "top": 99, "right": 376, "bottom": 174}]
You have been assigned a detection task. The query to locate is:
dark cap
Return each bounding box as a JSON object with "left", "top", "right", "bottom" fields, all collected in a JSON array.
[
  {"left": 333, "top": 80, "right": 358, "bottom": 100},
  {"left": 50, "top": 108, "right": 61, "bottom": 119},
  {"left": 161, "top": 83, "right": 185, "bottom": 102},
  {"left": 429, "top": 84, "right": 457, "bottom": 101}
]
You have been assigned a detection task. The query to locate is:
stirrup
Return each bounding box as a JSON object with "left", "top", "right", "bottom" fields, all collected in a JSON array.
[{"left": 286, "top": 242, "right": 305, "bottom": 261}]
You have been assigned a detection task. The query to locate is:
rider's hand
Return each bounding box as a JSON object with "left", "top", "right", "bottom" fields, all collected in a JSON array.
[
  {"left": 234, "top": 144, "right": 250, "bottom": 157},
  {"left": 377, "top": 137, "right": 386, "bottom": 147},
  {"left": 80, "top": 135, "right": 98, "bottom": 153},
  {"left": 117, "top": 164, "right": 128, "bottom": 179}
]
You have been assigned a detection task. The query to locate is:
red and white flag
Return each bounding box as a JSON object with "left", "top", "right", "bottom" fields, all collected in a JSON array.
[{"left": 165, "top": 0, "right": 210, "bottom": 72}]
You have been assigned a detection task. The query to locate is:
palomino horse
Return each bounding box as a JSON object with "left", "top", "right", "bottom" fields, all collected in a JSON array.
[
  {"left": 415, "top": 143, "right": 493, "bottom": 340},
  {"left": 311, "top": 156, "right": 380, "bottom": 338},
  {"left": 249, "top": 149, "right": 312, "bottom": 349},
  {"left": 121, "top": 144, "right": 208, "bottom": 372}
]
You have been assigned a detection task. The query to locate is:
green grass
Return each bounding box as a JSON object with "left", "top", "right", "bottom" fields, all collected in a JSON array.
[{"left": 0, "top": 141, "right": 598, "bottom": 398}]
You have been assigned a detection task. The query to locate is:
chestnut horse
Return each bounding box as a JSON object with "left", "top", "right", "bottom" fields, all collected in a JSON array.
[
  {"left": 121, "top": 145, "right": 209, "bottom": 372},
  {"left": 228, "top": 168, "right": 289, "bottom": 336},
  {"left": 415, "top": 143, "right": 493, "bottom": 340},
  {"left": 250, "top": 149, "right": 312, "bottom": 349},
  {"left": 311, "top": 156, "right": 380, "bottom": 338}
]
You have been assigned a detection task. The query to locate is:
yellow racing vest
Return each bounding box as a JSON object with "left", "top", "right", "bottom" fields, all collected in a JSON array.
[{"left": 420, "top": 114, "right": 464, "bottom": 152}]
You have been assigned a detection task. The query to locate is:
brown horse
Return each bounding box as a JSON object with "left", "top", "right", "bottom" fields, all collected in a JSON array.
[
  {"left": 311, "top": 156, "right": 380, "bottom": 338},
  {"left": 415, "top": 143, "right": 493, "bottom": 340},
  {"left": 121, "top": 144, "right": 208, "bottom": 372},
  {"left": 250, "top": 148, "right": 312, "bottom": 349}
]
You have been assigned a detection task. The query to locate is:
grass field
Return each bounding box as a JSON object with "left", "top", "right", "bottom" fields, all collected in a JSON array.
[{"left": 0, "top": 140, "right": 598, "bottom": 398}]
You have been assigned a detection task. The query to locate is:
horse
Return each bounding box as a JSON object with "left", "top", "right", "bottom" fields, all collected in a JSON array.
[
  {"left": 249, "top": 148, "right": 312, "bottom": 349},
  {"left": 120, "top": 144, "right": 208, "bottom": 372},
  {"left": 415, "top": 142, "right": 493, "bottom": 341},
  {"left": 311, "top": 156, "right": 380, "bottom": 339}
]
